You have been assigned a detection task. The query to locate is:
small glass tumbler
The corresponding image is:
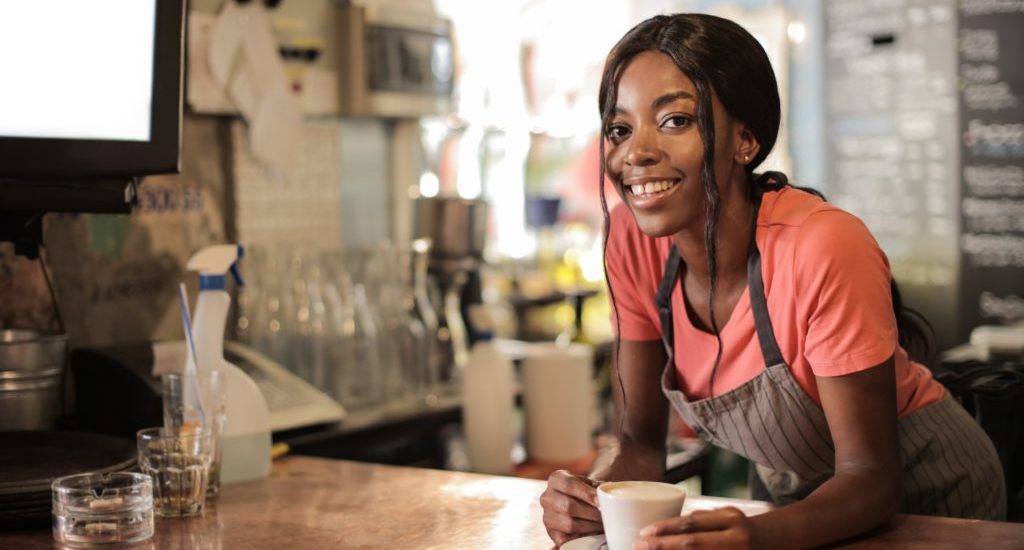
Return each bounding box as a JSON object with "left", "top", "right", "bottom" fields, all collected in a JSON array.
[
  {"left": 162, "top": 371, "right": 224, "bottom": 497},
  {"left": 52, "top": 472, "right": 154, "bottom": 547},
  {"left": 136, "top": 427, "right": 213, "bottom": 517}
]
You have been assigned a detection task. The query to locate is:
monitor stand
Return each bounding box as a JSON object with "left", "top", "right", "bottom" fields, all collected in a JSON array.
[{"left": 0, "top": 177, "right": 138, "bottom": 259}]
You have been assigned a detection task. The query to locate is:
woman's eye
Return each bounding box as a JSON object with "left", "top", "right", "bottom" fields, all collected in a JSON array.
[
  {"left": 606, "top": 124, "right": 630, "bottom": 141},
  {"left": 662, "top": 115, "right": 692, "bottom": 129}
]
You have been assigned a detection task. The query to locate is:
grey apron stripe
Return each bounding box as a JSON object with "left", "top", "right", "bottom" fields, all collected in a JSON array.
[
  {"left": 929, "top": 399, "right": 1005, "bottom": 519},
  {"left": 761, "top": 393, "right": 820, "bottom": 474},
  {"left": 905, "top": 415, "right": 942, "bottom": 514},
  {"left": 933, "top": 399, "right": 995, "bottom": 510},
  {"left": 710, "top": 402, "right": 739, "bottom": 453},
  {"left": 925, "top": 402, "right": 988, "bottom": 517},
  {"left": 944, "top": 406, "right": 998, "bottom": 519},
  {"left": 901, "top": 421, "right": 933, "bottom": 512},
  {"left": 750, "top": 395, "right": 801, "bottom": 473},
  {"left": 913, "top": 404, "right": 964, "bottom": 517},
  {"left": 918, "top": 401, "right": 970, "bottom": 517},
  {"left": 769, "top": 370, "right": 834, "bottom": 470},
  {"left": 897, "top": 418, "right": 930, "bottom": 514},
  {"left": 775, "top": 378, "right": 834, "bottom": 451},
  {"left": 929, "top": 399, "right": 1000, "bottom": 519},
  {"left": 680, "top": 402, "right": 706, "bottom": 437},
  {"left": 913, "top": 403, "right": 958, "bottom": 514},
  {"left": 732, "top": 401, "right": 775, "bottom": 467},
  {"left": 719, "top": 404, "right": 756, "bottom": 461},
  {"left": 752, "top": 388, "right": 815, "bottom": 475},
  {"left": 907, "top": 405, "right": 956, "bottom": 516},
  {"left": 667, "top": 373, "right": 712, "bottom": 439},
  {"left": 930, "top": 420, "right": 969, "bottom": 517},
  {"left": 897, "top": 438, "right": 924, "bottom": 514},
  {"left": 772, "top": 387, "right": 832, "bottom": 472}
]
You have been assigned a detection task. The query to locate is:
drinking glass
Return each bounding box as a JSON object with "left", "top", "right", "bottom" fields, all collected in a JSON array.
[
  {"left": 136, "top": 427, "right": 213, "bottom": 517},
  {"left": 161, "top": 371, "right": 224, "bottom": 497}
]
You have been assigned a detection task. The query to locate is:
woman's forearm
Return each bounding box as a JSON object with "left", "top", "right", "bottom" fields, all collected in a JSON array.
[
  {"left": 589, "top": 437, "right": 667, "bottom": 482},
  {"left": 750, "top": 465, "right": 901, "bottom": 550}
]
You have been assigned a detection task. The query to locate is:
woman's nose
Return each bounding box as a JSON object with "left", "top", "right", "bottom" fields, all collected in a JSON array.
[{"left": 624, "top": 131, "right": 659, "bottom": 166}]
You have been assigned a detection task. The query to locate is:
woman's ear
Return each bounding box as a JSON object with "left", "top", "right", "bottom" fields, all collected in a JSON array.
[{"left": 734, "top": 126, "right": 761, "bottom": 166}]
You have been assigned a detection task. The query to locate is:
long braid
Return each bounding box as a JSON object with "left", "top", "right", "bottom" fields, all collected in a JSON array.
[
  {"left": 598, "top": 136, "right": 625, "bottom": 435},
  {"left": 691, "top": 76, "right": 727, "bottom": 418},
  {"left": 601, "top": 130, "right": 646, "bottom": 481}
]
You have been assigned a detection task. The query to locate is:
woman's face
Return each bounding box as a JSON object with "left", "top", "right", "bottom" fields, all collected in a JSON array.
[{"left": 604, "top": 50, "right": 748, "bottom": 238}]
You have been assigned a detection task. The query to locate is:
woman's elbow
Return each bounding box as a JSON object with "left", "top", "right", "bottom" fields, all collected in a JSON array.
[
  {"left": 866, "top": 463, "right": 903, "bottom": 523},
  {"left": 881, "top": 466, "right": 903, "bottom": 519},
  {"left": 841, "top": 462, "right": 902, "bottom": 524}
]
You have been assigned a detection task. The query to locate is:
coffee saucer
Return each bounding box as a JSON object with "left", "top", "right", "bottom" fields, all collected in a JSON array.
[{"left": 561, "top": 535, "right": 606, "bottom": 550}]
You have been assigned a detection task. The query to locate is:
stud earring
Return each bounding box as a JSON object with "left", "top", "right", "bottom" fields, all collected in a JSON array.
[{"left": 744, "top": 155, "right": 750, "bottom": 162}]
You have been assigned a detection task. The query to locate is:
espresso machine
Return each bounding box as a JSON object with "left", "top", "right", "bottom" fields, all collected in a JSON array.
[{"left": 413, "top": 197, "right": 489, "bottom": 383}]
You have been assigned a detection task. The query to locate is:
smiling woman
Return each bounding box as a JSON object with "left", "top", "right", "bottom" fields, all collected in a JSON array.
[{"left": 538, "top": 12, "right": 1007, "bottom": 550}]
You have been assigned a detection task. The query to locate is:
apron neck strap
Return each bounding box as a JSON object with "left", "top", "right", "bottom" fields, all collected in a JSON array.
[
  {"left": 655, "top": 245, "right": 682, "bottom": 352},
  {"left": 747, "top": 178, "right": 786, "bottom": 368},
  {"left": 746, "top": 228, "right": 786, "bottom": 369}
]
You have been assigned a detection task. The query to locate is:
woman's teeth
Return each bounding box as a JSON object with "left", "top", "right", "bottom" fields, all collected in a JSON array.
[{"left": 629, "top": 180, "right": 678, "bottom": 197}]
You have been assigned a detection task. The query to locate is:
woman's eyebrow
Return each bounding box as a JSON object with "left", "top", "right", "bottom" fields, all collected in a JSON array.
[
  {"left": 652, "top": 90, "right": 695, "bottom": 109},
  {"left": 612, "top": 90, "right": 695, "bottom": 115}
]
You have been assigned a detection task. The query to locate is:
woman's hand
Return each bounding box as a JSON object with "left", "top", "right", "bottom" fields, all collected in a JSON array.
[
  {"left": 633, "top": 507, "right": 761, "bottom": 550},
  {"left": 540, "top": 469, "right": 604, "bottom": 548}
]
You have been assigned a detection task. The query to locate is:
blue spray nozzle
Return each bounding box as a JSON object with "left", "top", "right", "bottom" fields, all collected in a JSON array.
[
  {"left": 230, "top": 264, "right": 244, "bottom": 287},
  {"left": 230, "top": 245, "right": 245, "bottom": 287}
]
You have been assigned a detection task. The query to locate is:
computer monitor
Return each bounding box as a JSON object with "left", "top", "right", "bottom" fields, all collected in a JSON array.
[{"left": 0, "top": 0, "right": 184, "bottom": 180}]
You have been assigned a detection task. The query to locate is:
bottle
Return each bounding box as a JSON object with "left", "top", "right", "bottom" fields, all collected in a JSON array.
[
  {"left": 323, "top": 251, "right": 382, "bottom": 410},
  {"left": 410, "top": 239, "right": 441, "bottom": 398},
  {"left": 187, "top": 244, "right": 272, "bottom": 484},
  {"left": 461, "top": 305, "right": 516, "bottom": 475}
]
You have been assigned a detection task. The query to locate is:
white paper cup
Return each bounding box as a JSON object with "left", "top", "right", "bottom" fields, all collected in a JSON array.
[{"left": 597, "top": 481, "right": 687, "bottom": 550}]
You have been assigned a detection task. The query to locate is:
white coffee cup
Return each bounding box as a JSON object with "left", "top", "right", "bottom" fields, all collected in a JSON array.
[{"left": 597, "top": 481, "right": 687, "bottom": 550}]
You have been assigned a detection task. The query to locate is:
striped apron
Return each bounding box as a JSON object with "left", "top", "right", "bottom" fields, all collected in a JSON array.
[{"left": 654, "top": 196, "right": 1007, "bottom": 520}]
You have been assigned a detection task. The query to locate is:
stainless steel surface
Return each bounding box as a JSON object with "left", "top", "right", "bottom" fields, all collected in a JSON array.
[
  {"left": 0, "top": 329, "right": 68, "bottom": 430},
  {"left": 413, "top": 197, "right": 489, "bottom": 262}
]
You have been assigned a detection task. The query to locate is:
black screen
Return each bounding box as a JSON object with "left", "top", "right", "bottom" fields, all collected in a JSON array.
[{"left": 0, "top": 0, "right": 184, "bottom": 179}]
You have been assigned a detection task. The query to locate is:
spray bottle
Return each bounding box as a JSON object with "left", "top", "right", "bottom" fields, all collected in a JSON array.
[{"left": 187, "top": 244, "right": 271, "bottom": 483}]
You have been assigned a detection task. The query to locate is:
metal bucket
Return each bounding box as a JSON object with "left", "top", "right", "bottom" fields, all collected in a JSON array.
[{"left": 0, "top": 329, "right": 68, "bottom": 430}]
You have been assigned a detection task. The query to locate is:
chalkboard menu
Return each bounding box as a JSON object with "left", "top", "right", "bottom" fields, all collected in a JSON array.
[
  {"left": 825, "top": 0, "right": 962, "bottom": 350},
  {"left": 957, "top": 1, "right": 1024, "bottom": 340}
]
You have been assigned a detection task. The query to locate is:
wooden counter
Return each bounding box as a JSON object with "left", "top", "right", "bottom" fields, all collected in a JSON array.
[{"left": 2, "top": 456, "right": 1022, "bottom": 549}]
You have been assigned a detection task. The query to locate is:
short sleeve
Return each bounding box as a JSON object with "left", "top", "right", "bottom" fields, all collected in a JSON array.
[
  {"left": 606, "top": 205, "right": 661, "bottom": 340},
  {"left": 794, "top": 211, "right": 898, "bottom": 375}
]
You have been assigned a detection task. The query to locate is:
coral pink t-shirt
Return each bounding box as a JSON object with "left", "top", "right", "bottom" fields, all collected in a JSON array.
[{"left": 606, "top": 187, "right": 945, "bottom": 417}]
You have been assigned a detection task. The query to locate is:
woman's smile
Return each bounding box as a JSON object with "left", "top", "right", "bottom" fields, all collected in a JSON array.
[{"left": 623, "top": 177, "right": 682, "bottom": 210}]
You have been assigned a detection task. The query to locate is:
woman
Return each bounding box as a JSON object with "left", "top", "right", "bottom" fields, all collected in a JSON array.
[{"left": 540, "top": 13, "right": 1006, "bottom": 549}]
